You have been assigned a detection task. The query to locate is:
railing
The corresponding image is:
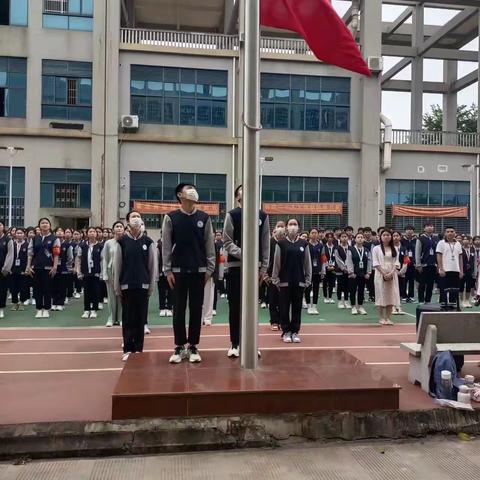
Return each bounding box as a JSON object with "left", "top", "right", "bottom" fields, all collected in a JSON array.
[
  {"left": 120, "top": 28, "right": 314, "bottom": 56},
  {"left": 43, "top": 0, "right": 68, "bottom": 14},
  {"left": 383, "top": 129, "right": 480, "bottom": 148}
]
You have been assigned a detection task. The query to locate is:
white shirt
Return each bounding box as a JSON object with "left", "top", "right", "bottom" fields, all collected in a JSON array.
[{"left": 436, "top": 239, "right": 462, "bottom": 273}]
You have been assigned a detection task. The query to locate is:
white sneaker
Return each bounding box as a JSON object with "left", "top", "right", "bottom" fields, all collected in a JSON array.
[
  {"left": 291, "top": 333, "right": 301, "bottom": 343},
  {"left": 98, "top": 304, "right": 103, "bottom": 310},
  {"left": 103, "top": 298, "right": 108, "bottom": 304},
  {"left": 159, "top": 309, "right": 166, "bottom": 317},
  {"left": 51, "top": 305, "right": 57, "bottom": 311},
  {"left": 188, "top": 346, "right": 202, "bottom": 363},
  {"left": 213, "top": 310, "right": 217, "bottom": 316},
  {"left": 42, "top": 310, "right": 50, "bottom": 318},
  {"left": 81, "top": 311, "right": 90, "bottom": 319},
  {"left": 344, "top": 301, "right": 352, "bottom": 309},
  {"left": 90, "top": 311, "right": 97, "bottom": 319},
  {"left": 324, "top": 298, "right": 329, "bottom": 304},
  {"left": 65, "top": 298, "right": 69, "bottom": 305},
  {"left": 166, "top": 310, "right": 173, "bottom": 317},
  {"left": 358, "top": 306, "right": 367, "bottom": 315},
  {"left": 122, "top": 352, "right": 131, "bottom": 362},
  {"left": 302, "top": 300, "right": 308, "bottom": 309},
  {"left": 313, "top": 307, "right": 319, "bottom": 315},
  {"left": 283, "top": 332, "right": 292, "bottom": 343},
  {"left": 169, "top": 346, "right": 187, "bottom": 364},
  {"left": 0, "top": 309, "right": 4, "bottom": 319},
  {"left": 397, "top": 307, "right": 405, "bottom": 315},
  {"left": 203, "top": 319, "right": 212, "bottom": 326},
  {"left": 221, "top": 294, "right": 227, "bottom": 298},
  {"left": 307, "top": 306, "right": 315, "bottom": 315},
  {"left": 74, "top": 293, "right": 81, "bottom": 299},
  {"left": 227, "top": 346, "right": 240, "bottom": 358},
  {"left": 330, "top": 298, "right": 335, "bottom": 304},
  {"left": 338, "top": 301, "right": 345, "bottom": 309},
  {"left": 466, "top": 302, "right": 473, "bottom": 309},
  {"left": 57, "top": 306, "right": 64, "bottom": 311},
  {"left": 261, "top": 302, "right": 267, "bottom": 309},
  {"left": 35, "top": 310, "right": 43, "bottom": 318},
  {"left": 32, "top": 299, "right": 36, "bottom": 306},
  {"left": 23, "top": 299, "right": 30, "bottom": 306},
  {"left": 144, "top": 325, "right": 151, "bottom": 335},
  {"left": 392, "top": 306, "right": 399, "bottom": 315},
  {"left": 105, "top": 319, "right": 113, "bottom": 327},
  {"left": 351, "top": 306, "right": 358, "bottom": 315}
]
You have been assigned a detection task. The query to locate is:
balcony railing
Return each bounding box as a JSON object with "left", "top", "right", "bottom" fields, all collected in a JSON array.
[
  {"left": 383, "top": 129, "right": 480, "bottom": 148},
  {"left": 120, "top": 28, "right": 315, "bottom": 56}
]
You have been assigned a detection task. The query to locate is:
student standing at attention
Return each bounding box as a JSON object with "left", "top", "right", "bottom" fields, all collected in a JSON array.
[
  {"left": 115, "top": 211, "right": 157, "bottom": 362},
  {"left": 0, "top": 220, "right": 13, "bottom": 318},
  {"left": 162, "top": 184, "right": 215, "bottom": 365},
  {"left": 415, "top": 222, "right": 438, "bottom": 304}
]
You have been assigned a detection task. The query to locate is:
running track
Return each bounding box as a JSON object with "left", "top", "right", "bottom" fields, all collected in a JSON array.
[{"left": 1, "top": 322, "right": 480, "bottom": 424}]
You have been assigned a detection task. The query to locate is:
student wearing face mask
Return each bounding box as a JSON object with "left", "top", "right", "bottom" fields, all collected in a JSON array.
[
  {"left": 162, "top": 184, "right": 215, "bottom": 364},
  {"left": 346, "top": 232, "right": 371, "bottom": 315},
  {"left": 271, "top": 218, "right": 312, "bottom": 343},
  {"left": 265, "top": 221, "right": 286, "bottom": 331},
  {"left": 223, "top": 185, "right": 270, "bottom": 358},
  {"left": 10, "top": 228, "right": 28, "bottom": 311},
  {"left": 305, "top": 227, "right": 324, "bottom": 315},
  {"left": 334, "top": 232, "right": 351, "bottom": 309},
  {"left": 115, "top": 211, "right": 157, "bottom": 362}
]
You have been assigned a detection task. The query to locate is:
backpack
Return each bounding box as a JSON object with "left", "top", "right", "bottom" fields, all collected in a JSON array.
[{"left": 429, "top": 350, "right": 463, "bottom": 399}]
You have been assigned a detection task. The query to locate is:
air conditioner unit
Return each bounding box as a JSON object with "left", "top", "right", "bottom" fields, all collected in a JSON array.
[
  {"left": 121, "top": 115, "right": 139, "bottom": 132},
  {"left": 368, "top": 56, "right": 384, "bottom": 73}
]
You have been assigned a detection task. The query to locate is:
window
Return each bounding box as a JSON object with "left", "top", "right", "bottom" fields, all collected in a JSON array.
[
  {"left": 130, "top": 172, "right": 227, "bottom": 229},
  {"left": 0, "top": 0, "right": 28, "bottom": 26},
  {"left": 130, "top": 66, "right": 228, "bottom": 127},
  {"left": 42, "top": 60, "right": 92, "bottom": 120},
  {"left": 0, "top": 57, "right": 26, "bottom": 118},
  {"left": 40, "top": 168, "right": 91, "bottom": 209},
  {"left": 43, "top": 0, "right": 93, "bottom": 31},
  {"left": 261, "top": 74, "right": 350, "bottom": 132},
  {"left": 0, "top": 167, "right": 25, "bottom": 226}
]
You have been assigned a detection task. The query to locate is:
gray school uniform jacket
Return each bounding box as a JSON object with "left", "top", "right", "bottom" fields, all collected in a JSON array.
[{"left": 101, "top": 238, "right": 118, "bottom": 284}]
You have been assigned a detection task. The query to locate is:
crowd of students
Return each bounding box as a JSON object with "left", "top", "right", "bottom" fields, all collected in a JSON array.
[{"left": 0, "top": 182, "right": 477, "bottom": 364}]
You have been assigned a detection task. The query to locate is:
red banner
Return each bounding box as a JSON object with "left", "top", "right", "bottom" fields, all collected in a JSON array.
[
  {"left": 262, "top": 202, "right": 343, "bottom": 215},
  {"left": 392, "top": 205, "right": 468, "bottom": 218},
  {"left": 134, "top": 201, "right": 220, "bottom": 216}
]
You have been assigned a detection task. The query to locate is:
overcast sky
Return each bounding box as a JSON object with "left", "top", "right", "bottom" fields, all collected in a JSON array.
[{"left": 332, "top": 1, "right": 478, "bottom": 129}]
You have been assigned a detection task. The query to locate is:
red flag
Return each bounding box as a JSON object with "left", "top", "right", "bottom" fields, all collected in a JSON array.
[{"left": 260, "top": 0, "right": 371, "bottom": 76}]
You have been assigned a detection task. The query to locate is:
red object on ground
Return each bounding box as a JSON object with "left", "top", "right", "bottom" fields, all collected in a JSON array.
[{"left": 260, "top": 0, "right": 371, "bottom": 76}]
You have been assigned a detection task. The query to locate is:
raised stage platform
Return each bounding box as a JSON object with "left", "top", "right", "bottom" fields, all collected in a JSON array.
[{"left": 112, "top": 349, "right": 400, "bottom": 420}]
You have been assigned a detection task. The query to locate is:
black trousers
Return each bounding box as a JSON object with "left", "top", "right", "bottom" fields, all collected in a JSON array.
[
  {"left": 323, "top": 270, "right": 335, "bottom": 298},
  {"left": 439, "top": 271, "right": 460, "bottom": 304},
  {"left": 65, "top": 273, "right": 74, "bottom": 298},
  {"left": 460, "top": 274, "right": 475, "bottom": 293},
  {"left": 418, "top": 265, "right": 436, "bottom": 303},
  {"left": 336, "top": 273, "right": 349, "bottom": 301},
  {"left": 122, "top": 288, "right": 149, "bottom": 353},
  {"left": 259, "top": 283, "right": 268, "bottom": 303},
  {"left": 279, "top": 285, "right": 304, "bottom": 334},
  {"left": 74, "top": 274, "right": 83, "bottom": 293},
  {"left": 213, "top": 283, "right": 218, "bottom": 310},
  {"left": 99, "top": 280, "right": 107, "bottom": 300},
  {"left": 401, "top": 266, "right": 415, "bottom": 299},
  {"left": 52, "top": 274, "right": 67, "bottom": 306},
  {"left": 216, "top": 278, "right": 226, "bottom": 295},
  {"left": 268, "top": 282, "right": 280, "bottom": 325},
  {"left": 0, "top": 274, "right": 8, "bottom": 308},
  {"left": 305, "top": 273, "right": 322, "bottom": 305},
  {"left": 33, "top": 269, "right": 53, "bottom": 310},
  {"left": 10, "top": 274, "right": 28, "bottom": 304},
  {"left": 349, "top": 276, "right": 366, "bottom": 306},
  {"left": 158, "top": 276, "right": 173, "bottom": 310},
  {"left": 367, "top": 270, "right": 375, "bottom": 301},
  {"left": 172, "top": 272, "right": 204, "bottom": 347},
  {"left": 227, "top": 268, "right": 241, "bottom": 347},
  {"left": 83, "top": 275, "right": 100, "bottom": 311}
]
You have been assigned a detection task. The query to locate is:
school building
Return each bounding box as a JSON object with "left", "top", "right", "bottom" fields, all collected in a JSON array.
[{"left": 0, "top": 0, "right": 479, "bottom": 235}]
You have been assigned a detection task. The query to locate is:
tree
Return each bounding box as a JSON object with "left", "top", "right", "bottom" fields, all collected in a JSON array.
[{"left": 423, "top": 104, "right": 478, "bottom": 133}]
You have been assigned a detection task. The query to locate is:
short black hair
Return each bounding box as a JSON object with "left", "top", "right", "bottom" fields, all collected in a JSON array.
[
  {"left": 424, "top": 222, "right": 434, "bottom": 228},
  {"left": 405, "top": 225, "right": 415, "bottom": 231},
  {"left": 175, "top": 183, "right": 196, "bottom": 203},
  {"left": 234, "top": 185, "right": 243, "bottom": 199},
  {"left": 345, "top": 226, "right": 353, "bottom": 231},
  {"left": 126, "top": 210, "right": 140, "bottom": 221},
  {"left": 363, "top": 227, "right": 372, "bottom": 233},
  {"left": 444, "top": 226, "right": 456, "bottom": 232},
  {"left": 112, "top": 221, "right": 124, "bottom": 230}
]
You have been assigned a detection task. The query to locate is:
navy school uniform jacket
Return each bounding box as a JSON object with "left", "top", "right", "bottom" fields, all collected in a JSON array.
[
  {"left": 12, "top": 240, "right": 27, "bottom": 275},
  {"left": 462, "top": 247, "right": 477, "bottom": 278},
  {"left": 334, "top": 244, "right": 349, "bottom": 275},
  {"left": 308, "top": 241, "right": 324, "bottom": 276},
  {"left": 271, "top": 237, "right": 312, "bottom": 288},
  {"left": 28, "top": 233, "right": 60, "bottom": 270}
]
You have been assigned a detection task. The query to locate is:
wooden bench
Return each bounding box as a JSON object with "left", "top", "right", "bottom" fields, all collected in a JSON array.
[{"left": 400, "top": 312, "right": 480, "bottom": 392}]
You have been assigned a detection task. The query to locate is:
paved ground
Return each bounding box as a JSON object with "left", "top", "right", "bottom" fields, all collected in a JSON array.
[{"left": 1, "top": 436, "right": 479, "bottom": 479}]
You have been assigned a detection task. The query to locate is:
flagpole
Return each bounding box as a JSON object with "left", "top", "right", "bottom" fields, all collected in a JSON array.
[{"left": 240, "top": 0, "right": 261, "bottom": 369}]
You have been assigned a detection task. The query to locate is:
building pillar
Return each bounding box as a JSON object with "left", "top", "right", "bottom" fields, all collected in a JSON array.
[
  {"left": 442, "top": 60, "right": 458, "bottom": 139},
  {"left": 411, "top": 4, "right": 424, "bottom": 131},
  {"left": 91, "top": 0, "right": 120, "bottom": 226},
  {"left": 359, "top": 0, "right": 382, "bottom": 228}
]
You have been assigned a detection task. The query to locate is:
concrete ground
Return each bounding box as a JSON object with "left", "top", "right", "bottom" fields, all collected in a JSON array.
[{"left": 1, "top": 436, "right": 479, "bottom": 479}]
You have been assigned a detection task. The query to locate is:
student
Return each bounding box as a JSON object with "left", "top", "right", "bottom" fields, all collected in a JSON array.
[
  {"left": 346, "top": 232, "right": 371, "bottom": 315},
  {"left": 322, "top": 232, "right": 336, "bottom": 303},
  {"left": 392, "top": 231, "right": 407, "bottom": 315},
  {"left": 52, "top": 227, "right": 73, "bottom": 311},
  {"left": 26, "top": 218, "right": 60, "bottom": 319},
  {"left": 334, "top": 232, "right": 351, "bottom": 309},
  {"left": 305, "top": 227, "right": 324, "bottom": 315},
  {"left": 271, "top": 218, "right": 312, "bottom": 344},
  {"left": 102, "top": 221, "right": 125, "bottom": 327},
  {"left": 115, "top": 211, "right": 157, "bottom": 362},
  {"left": 157, "top": 236, "right": 173, "bottom": 318},
  {"left": 266, "top": 221, "right": 285, "bottom": 331},
  {"left": 223, "top": 185, "right": 270, "bottom": 358},
  {"left": 23, "top": 227, "right": 36, "bottom": 306},
  {"left": 0, "top": 221, "right": 12, "bottom": 318},
  {"left": 344, "top": 226, "right": 354, "bottom": 246},
  {"left": 76, "top": 227, "right": 103, "bottom": 319},
  {"left": 436, "top": 226, "right": 463, "bottom": 305},
  {"left": 415, "top": 222, "right": 438, "bottom": 303},
  {"left": 162, "top": 184, "right": 215, "bottom": 364},
  {"left": 201, "top": 231, "right": 217, "bottom": 327},
  {"left": 372, "top": 229, "right": 400, "bottom": 326},
  {"left": 401, "top": 225, "right": 417, "bottom": 303},
  {"left": 300, "top": 232, "right": 309, "bottom": 241},
  {"left": 63, "top": 228, "right": 75, "bottom": 302},
  {"left": 214, "top": 230, "right": 226, "bottom": 299},
  {"left": 460, "top": 235, "right": 476, "bottom": 308},
  {"left": 10, "top": 228, "right": 28, "bottom": 311},
  {"left": 71, "top": 230, "right": 83, "bottom": 298}
]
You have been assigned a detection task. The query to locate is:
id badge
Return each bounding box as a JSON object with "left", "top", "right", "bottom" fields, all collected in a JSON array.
[
  {"left": 313, "top": 259, "right": 318, "bottom": 267},
  {"left": 89, "top": 260, "right": 94, "bottom": 269},
  {"left": 58, "top": 259, "right": 62, "bottom": 266},
  {"left": 408, "top": 251, "right": 413, "bottom": 258},
  {"left": 329, "top": 260, "right": 334, "bottom": 267},
  {"left": 429, "top": 248, "right": 434, "bottom": 256},
  {"left": 359, "top": 261, "right": 364, "bottom": 269},
  {"left": 451, "top": 255, "right": 455, "bottom": 262},
  {"left": 15, "top": 258, "right": 20, "bottom": 267}
]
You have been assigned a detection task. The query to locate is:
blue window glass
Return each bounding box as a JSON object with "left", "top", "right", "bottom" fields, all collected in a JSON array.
[
  {"left": 9, "top": 0, "right": 28, "bottom": 26},
  {"left": 68, "top": 16, "right": 92, "bottom": 31},
  {"left": 43, "top": 14, "right": 69, "bottom": 29},
  {"left": 261, "top": 73, "right": 350, "bottom": 132},
  {"left": 42, "top": 60, "right": 92, "bottom": 120},
  {"left": 40, "top": 168, "right": 91, "bottom": 209},
  {"left": 43, "top": 0, "right": 93, "bottom": 31},
  {"left": 0, "top": 167, "right": 25, "bottom": 226},
  {"left": 0, "top": 56, "right": 27, "bottom": 118},
  {"left": 68, "top": 0, "right": 82, "bottom": 15}
]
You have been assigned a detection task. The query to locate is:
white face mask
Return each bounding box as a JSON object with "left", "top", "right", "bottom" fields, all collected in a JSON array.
[
  {"left": 287, "top": 225, "right": 299, "bottom": 236},
  {"left": 275, "top": 227, "right": 285, "bottom": 236},
  {"left": 185, "top": 188, "right": 199, "bottom": 203},
  {"left": 129, "top": 217, "right": 143, "bottom": 229}
]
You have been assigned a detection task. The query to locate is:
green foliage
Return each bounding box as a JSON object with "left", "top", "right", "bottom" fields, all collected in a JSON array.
[{"left": 422, "top": 104, "right": 478, "bottom": 133}]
